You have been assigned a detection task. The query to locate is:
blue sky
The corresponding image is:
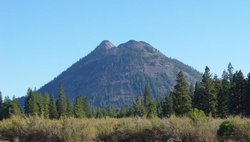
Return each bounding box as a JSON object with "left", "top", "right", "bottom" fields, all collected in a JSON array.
[{"left": 0, "top": 0, "right": 249, "bottom": 98}]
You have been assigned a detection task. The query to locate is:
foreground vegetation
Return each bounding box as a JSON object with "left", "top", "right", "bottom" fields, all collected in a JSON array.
[
  {"left": 0, "top": 63, "right": 250, "bottom": 141},
  {"left": 1, "top": 115, "right": 250, "bottom": 142}
]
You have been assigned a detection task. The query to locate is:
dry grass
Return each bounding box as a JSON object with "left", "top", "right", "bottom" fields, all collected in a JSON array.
[{"left": 0, "top": 116, "right": 249, "bottom": 142}]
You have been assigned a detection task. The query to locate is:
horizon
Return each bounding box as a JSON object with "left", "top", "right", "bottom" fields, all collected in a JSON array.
[{"left": 1, "top": 0, "right": 249, "bottom": 98}]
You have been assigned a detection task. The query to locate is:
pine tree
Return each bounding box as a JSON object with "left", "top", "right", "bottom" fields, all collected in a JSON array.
[
  {"left": 9, "top": 97, "right": 22, "bottom": 116},
  {"left": 127, "top": 105, "right": 135, "bottom": 117},
  {"left": 42, "top": 93, "right": 50, "bottom": 118},
  {"left": 82, "top": 97, "right": 90, "bottom": 117},
  {"left": 143, "top": 85, "right": 156, "bottom": 118},
  {"left": 231, "top": 71, "right": 246, "bottom": 115},
  {"left": 189, "top": 83, "right": 195, "bottom": 101},
  {"left": 245, "top": 73, "right": 250, "bottom": 116},
  {"left": 36, "top": 95, "right": 44, "bottom": 116},
  {"left": 133, "top": 96, "right": 145, "bottom": 117},
  {"left": 147, "top": 101, "right": 157, "bottom": 118},
  {"left": 2, "top": 96, "right": 11, "bottom": 118},
  {"left": 217, "top": 71, "right": 230, "bottom": 118},
  {"left": 66, "top": 97, "right": 73, "bottom": 117},
  {"left": 24, "top": 89, "right": 39, "bottom": 116},
  {"left": 172, "top": 71, "right": 192, "bottom": 116},
  {"left": 201, "top": 66, "right": 217, "bottom": 116},
  {"left": 56, "top": 85, "right": 67, "bottom": 118},
  {"left": 118, "top": 107, "right": 128, "bottom": 118},
  {"left": 213, "top": 75, "right": 222, "bottom": 117},
  {"left": 227, "top": 63, "right": 236, "bottom": 115},
  {"left": 192, "top": 82, "right": 204, "bottom": 110},
  {"left": 74, "top": 96, "right": 86, "bottom": 118},
  {"left": 95, "top": 108, "right": 104, "bottom": 118},
  {"left": 49, "top": 94, "right": 58, "bottom": 119},
  {"left": 1, "top": 96, "right": 22, "bottom": 118},
  {"left": 144, "top": 85, "right": 150, "bottom": 106},
  {"left": 162, "top": 92, "right": 174, "bottom": 117},
  {"left": 0, "top": 91, "right": 3, "bottom": 119},
  {"left": 156, "top": 98, "right": 164, "bottom": 118},
  {"left": 213, "top": 75, "right": 222, "bottom": 95},
  {"left": 228, "top": 62, "right": 234, "bottom": 83},
  {"left": 107, "top": 106, "right": 116, "bottom": 117}
]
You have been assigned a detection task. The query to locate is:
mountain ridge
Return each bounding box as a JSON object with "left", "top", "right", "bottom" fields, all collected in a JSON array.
[{"left": 39, "top": 40, "right": 202, "bottom": 108}]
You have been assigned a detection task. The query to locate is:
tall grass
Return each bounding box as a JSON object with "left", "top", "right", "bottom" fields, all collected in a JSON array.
[{"left": 0, "top": 116, "right": 250, "bottom": 142}]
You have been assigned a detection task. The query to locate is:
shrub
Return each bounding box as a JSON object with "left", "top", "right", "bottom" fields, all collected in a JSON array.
[
  {"left": 165, "top": 115, "right": 195, "bottom": 141},
  {"left": 217, "top": 120, "right": 236, "bottom": 140},
  {"left": 188, "top": 109, "right": 206, "bottom": 121}
]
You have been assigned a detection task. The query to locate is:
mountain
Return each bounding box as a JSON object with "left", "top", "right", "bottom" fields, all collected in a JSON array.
[{"left": 39, "top": 40, "right": 201, "bottom": 108}]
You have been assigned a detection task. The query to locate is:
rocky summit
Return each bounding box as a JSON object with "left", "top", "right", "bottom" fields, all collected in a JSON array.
[{"left": 39, "top": 40, "right": 201, "bottom": 108}]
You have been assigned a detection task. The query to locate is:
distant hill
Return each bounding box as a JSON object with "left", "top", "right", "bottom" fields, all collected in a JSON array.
[{"left": 39, "top": 40, "right": 201, "bottom": 108}]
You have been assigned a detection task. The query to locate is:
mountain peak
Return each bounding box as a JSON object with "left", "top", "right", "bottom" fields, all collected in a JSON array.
[
  {"left": 96, "top": 40, "right": 116, "bottom": 50},
  {"left": 118, "top": 40, "right": 156, "bottom": 53},
  {"left": 118, "top": 40, "right": 152, "bottom": 48},
  {"left": 39, "top": 40, "right": 202, "bottom": 108}
]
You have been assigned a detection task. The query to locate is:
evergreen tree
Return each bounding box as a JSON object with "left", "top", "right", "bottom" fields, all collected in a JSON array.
[
  {"left": 201, "top": 66, "right": 217, "bottom": 116},
  {"left": 230, "top": 71, "right": 246, "bottom": 115},
  {"left": 82, "top": 97, "right": 90, "bottom": 117},
  {"left": 74, "top": 96, "right": 86, "bottom": 118},
  {"left": 213, "top": 75, "right": 222, "bottom": 95},
  {"left": 95, "top": 108, "right": 104, "bottom": 118},
  {"left": 213, "top": 75, "right": 222, "bottom": 117},
  {"left": 1, "top": 96, "right": 22, "bottom": 118},
  {"left": 9, "top": 97, "right": 22, "bottom": 116},
  {"left": 217, "top": 71, "right": 230, "bottom": 118},
  {"left": 245, "top": 73, "right": 250, "bottom": 116},
  {"left": 228, "top": 62, "right": 234, "bottom": 83},
  {"left": 42, "top": 93, "right": 50, "bottom": 118},
  {"left": 192, "top": 82, "right": 204, "bottom": 110},
  {"left": 133, "top": 96, "right": 145, "bottom": 117},
  {"left": 144, "top": 85, "right": 151, "bottom": 106},
  {"left": 143, "top": 85, "right": 156, "bottom": 118},
  {"left": 118, "top": 107, "right": 128, "bottom": 118},
  {"left": 156, "top": 98, "right": 164, "bottom": 118},
  {"left": 172, "top": 71, "right": 192, "bottom": 116},
  {"left": 162, "top": 92, "right": 174, "bottom": 117},
  {"left": 49, "top": 94, "right": 58, "bottom": 119},
  {"left": 227, "top": 63, "right": 236, "bottom": 115},
  {"left": 24, "top": 89, "right": 39, "bottom": 115},
  {"left": 106, "top": 106, "right": 116, "bottom": 117},
  {"left": 56, "top": 85, "right": 67, "bottom": 118},
  {"left": 127, "top": 105, "right": 135, "bottom": 117},
  {"left": 37, "top": 94, "right": 44, "bottom": 116},
  {"left": 2, "top": 96, "right": 12, "bottom": 118},
  {"left": 66, "top": 97, "right": 73, "bottom": 117},
  {"left": 0, "top": 91, "right": 3, "bottom": 119},
  {"left": 189, "top": 83, "right": 195, "bottom": 101},
  {"left": 147, "top": 101, "right": 157, "bottom": 118}
]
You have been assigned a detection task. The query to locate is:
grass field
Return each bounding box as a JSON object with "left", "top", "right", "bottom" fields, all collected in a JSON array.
[{"left": 0, "top": 115, "right": 250, "bottom": 142}]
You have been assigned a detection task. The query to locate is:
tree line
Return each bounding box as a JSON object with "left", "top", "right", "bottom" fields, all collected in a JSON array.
[
  {"left": 162, "top": 63, "right": 250, "bottom": 118},
  {"left": 0, "top": 85, "right": 90, "bottom": 119},
  {"left": 0, "top": 84, "right": 156, "bottom": 119},
  {"left": 0, "top": 63, "right": 250, "bottom": 120}
]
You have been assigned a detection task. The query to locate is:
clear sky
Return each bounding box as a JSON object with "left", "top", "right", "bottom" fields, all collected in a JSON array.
[{"left": 0, "top": 0, "right": 249, "bottom": 98}]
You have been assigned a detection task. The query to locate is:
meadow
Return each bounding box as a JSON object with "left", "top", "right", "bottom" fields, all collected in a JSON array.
[{"left": 0, "top": 115, "right": 250, "bottom": 142}]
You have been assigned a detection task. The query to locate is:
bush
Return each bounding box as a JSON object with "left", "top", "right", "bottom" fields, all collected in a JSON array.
[
  {"left": 217, "top": 120, "right": 236, "bottom": 140},
  {"left": 188, "top": 109, "right": 206, "bottom": 121}
]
